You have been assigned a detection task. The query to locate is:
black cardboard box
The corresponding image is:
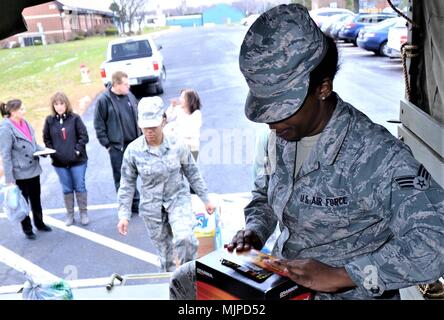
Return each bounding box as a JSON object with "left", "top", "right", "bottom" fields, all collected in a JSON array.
[{"left": 196, "top": 249, "right": 313, "bottom": 300}]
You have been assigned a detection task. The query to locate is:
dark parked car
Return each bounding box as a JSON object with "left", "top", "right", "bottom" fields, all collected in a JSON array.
[
  {"left": 338, "top": 13, "right": 396, "bottom": 45},
  {"left": 330, "top": 14, "right": 355, "bottom": 40},
  {"left": 356, "top": 17, "right": 402, "bottom": 56}
]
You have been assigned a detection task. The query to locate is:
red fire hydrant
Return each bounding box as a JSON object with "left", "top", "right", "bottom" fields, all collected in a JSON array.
[{"left": 80, "top": 64, "right": 91, "bottom": 84}]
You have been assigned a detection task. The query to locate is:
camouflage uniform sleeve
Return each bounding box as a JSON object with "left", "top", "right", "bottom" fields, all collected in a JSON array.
[
  {"left": 244, "top": 161, "right": 278, "bottom": 248},
  {"left": 345, "top": 148, "right": 444, "bottom": 298},
  {"left": 117, "top": 147, "right": 138, "bottom": 221},
  {"left": 252, "top": 127, "right": 270, "bottom": 180},
  {"left": 179, "top": 143, "right": 209, "bottom": 204}
]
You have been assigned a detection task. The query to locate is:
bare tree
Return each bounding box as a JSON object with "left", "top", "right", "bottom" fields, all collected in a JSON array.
[
  {"left": 111, "top": 0, "right": 146, "bottom": 35},
  {"left": 136, "top": 10, "right": 147, "bottom": 34},
  {"left": 290, "top": 0, "right": 312, "bottom": 10},
  {"left": 110, "top": 1, "right": 126, "bottom": 34},
  {"left": 180, "top": 0, "right": 187, "bottom": 15},
  {"left": 232, "top": 0, "right": 263, "bottom": 15},
  {"left": 126, "top": 0, "right": 146, "bottom": 34}
]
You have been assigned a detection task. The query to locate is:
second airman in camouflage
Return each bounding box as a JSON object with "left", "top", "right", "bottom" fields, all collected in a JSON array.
[{"left": 117, "top": 96, "right": 215, "bottom": 272}]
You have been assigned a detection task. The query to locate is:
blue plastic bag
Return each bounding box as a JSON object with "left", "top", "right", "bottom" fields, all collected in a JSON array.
[
  {"left": 214, "top": 209, "right": 222, "bottom": 250},
  {"left": 22, "top": 275, "right": 74, "bottom": 300},
  {"left": 2, "top": 185, "right": 29, "bottom": 222}
]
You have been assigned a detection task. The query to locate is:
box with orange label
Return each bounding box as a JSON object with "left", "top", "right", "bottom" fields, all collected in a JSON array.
[{"left": 196, "top": 249, "right": 313, "bottom": 300}]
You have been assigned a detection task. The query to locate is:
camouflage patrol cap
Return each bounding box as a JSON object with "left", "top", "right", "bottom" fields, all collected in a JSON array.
[
  {"left": 137, "top": 96, "right": 164, "bottom": 128},
  {"left": 239, "top": 4, "right": 328, "bottom": 123}
]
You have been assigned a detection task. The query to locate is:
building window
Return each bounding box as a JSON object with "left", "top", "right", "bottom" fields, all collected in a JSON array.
[{"left": 23, "top": 36, "right": 43, "bottom": 46}]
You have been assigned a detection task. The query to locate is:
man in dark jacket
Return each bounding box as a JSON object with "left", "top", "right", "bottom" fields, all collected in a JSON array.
[{"left": 94, "top": 71, "right": 141, "bottom": 214}]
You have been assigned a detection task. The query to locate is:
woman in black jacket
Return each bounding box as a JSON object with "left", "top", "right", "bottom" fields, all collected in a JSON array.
[{"left": 43, "top": 92, "right": 89, "bottom": 226}]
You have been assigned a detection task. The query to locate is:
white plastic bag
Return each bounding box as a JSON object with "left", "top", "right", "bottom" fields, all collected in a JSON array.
[{"left": 2, "top": 185, "right": 29, "bottom": 222}]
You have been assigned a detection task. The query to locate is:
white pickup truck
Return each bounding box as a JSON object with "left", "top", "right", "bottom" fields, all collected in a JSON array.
[{"left": 100, "top": 34, "right": 166, "bottom": 94}]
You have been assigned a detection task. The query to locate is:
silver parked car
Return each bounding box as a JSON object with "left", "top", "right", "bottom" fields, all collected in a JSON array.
[{"left": 321, "top": 13, "right": 355, "bottom": 38}]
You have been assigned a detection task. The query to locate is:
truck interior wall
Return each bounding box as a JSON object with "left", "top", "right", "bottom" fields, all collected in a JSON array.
[
  {"left": 0, "top": 0, "right": 49, "bottom": 39},
  {"left": 411, "top": 0, "right": 444, "bottom": 125}
]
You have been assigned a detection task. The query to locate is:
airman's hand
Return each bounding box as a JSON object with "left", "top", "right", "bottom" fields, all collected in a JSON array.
[
  {"left": 205, "top": 202, "right": 216, "bottom": 215},
  {"left": 225, "top": 229, "right": 262, "bottom": 253},
  {"left": 117, "top": 219, "right": 129, "bottom": 236},
  {"left": 263, "top": 258, "right": 356, "bottom": 293}
]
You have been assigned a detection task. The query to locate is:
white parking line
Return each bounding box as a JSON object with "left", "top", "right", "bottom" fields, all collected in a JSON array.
[
  {"left": 0, "top": 203, "right": 119, "bottom": 218},
  {"left": 0, "top": 284, "right": 22, "bottom": 295},
  {"left": 43, "top": 216, "right": 161, "bottom": 267},
  {"left": 42, "top": 203, "right": 119, "bottom": 215},
  {"left": 341, "top": 51, "right": 374, "bottom": 56},
  {"left": 378, "top": 63, "right": 402, "bottom": 69},
  {"left": 0, "top": 245, "right": 59, "bottom": 285}
]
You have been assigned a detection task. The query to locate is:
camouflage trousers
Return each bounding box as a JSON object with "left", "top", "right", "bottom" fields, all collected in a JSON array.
[
  {"left": 141, "top": 200, "right": 198, "bottom": 272},
  {"left": 169, "top": 260, "right": 196, "bottom": 300}
]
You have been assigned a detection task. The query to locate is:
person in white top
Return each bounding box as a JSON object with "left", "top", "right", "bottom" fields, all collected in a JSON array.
[{"left": 164, "top": 89, "right": 202, "bottom": 161}]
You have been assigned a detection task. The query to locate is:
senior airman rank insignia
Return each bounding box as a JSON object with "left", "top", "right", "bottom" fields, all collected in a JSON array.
[{"left": 395, "top": 164, "right": 431, "bottom": 191}]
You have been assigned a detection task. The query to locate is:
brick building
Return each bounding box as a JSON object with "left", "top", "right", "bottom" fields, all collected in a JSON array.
[
  {"left": 359, "top": 0, "right": 393, "bottom": 13},
  {"left": 1, "top": 0, "right": 114, "bottom": 48}
]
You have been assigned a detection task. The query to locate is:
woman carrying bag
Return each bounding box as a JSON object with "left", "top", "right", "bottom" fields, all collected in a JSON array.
[
  {"left": 43, "top": 92, "right": 89, "bottom": 226},
  {"left": 0, "top": 99, "right": 52, "bottom": 240}
]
